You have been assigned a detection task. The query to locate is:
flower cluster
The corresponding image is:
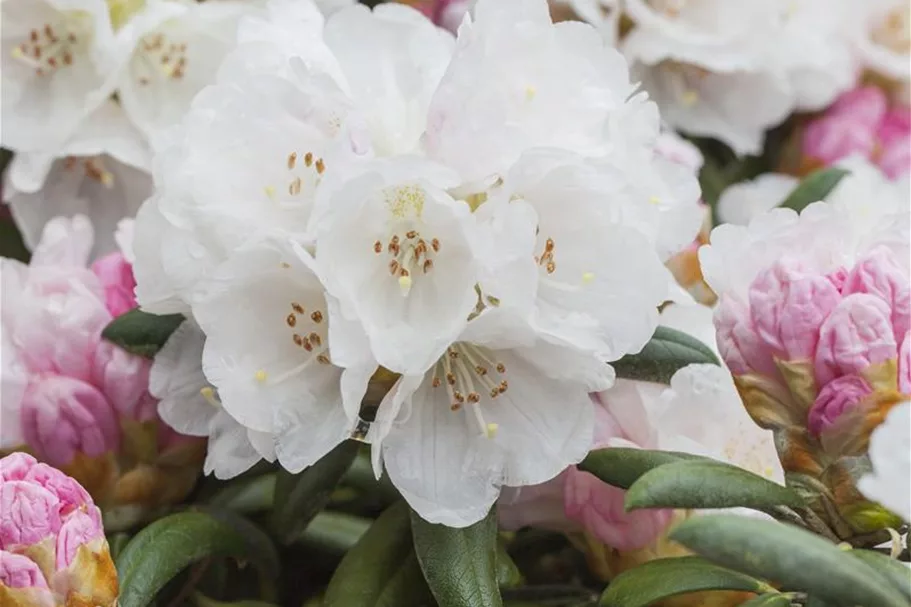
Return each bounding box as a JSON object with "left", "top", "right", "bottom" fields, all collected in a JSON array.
[
  {"left": 701, "top": 176, "right": 910, "bottom": 532},
  {"left": 0, "top": 453, "right": 118, "bottom": 607},
  {"left": 1, "top": 216, "right": 204, "bottom": 519},
  {"left": 130, "top": 0, "right": 702, "bottom": 526}
]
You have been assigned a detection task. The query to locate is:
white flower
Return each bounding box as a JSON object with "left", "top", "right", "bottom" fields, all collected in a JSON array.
[
  {"left": 849, "top": 0, "right": 910, "bottom": 84},
  {"left": 1, "top": 0, "right": 117, "bottom": 152},
  {"left": 151, "top": 320, "right": 274, "bottom": 479},
  {"left": 312, "top": 157, "right": 482, "bottom": 376},
  {"left": 553, "top": 0, "right": 620, "bottom": 46},
  {"left": 374, "top": 310, "right": 613, "bottom": 527},
  {"left": 716, "top": 173, "right": 798, "bottom": 226},
  {"left": 858, "top": 400, "right": 911, "bottom": 521},
  {"left": 4, "top": 101, "right": 152, "bottom": 258},
  {"left": 424, "top": 0, "right": 635, "bottom": 184}
]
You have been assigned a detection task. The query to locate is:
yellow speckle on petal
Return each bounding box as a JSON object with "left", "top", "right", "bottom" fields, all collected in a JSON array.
[
  {"left": 398, "top": 274, "right": 413, "bottom": 295},
  {"left": 11, "top": 47, "right": 24, "bottom": 59},
  {"left": 525, "top": 86, "right": 537, "bottom": 101},
  {"left": 582, "top": 272, "right": 595, "bottom": 284},
  {"left": 681, "top": 90, "right": 699, "bottom": 106},
  {"left": 486, "top": 423, "right": 499, "bottom": 439},
  {"left": 254, "top": 370, "right": 268, "bottom": 383},
  {"left": 648, "top": 195, "right": 661, "bottom": 205},
  {"left": 264, "top": 185, "right": 276, "bottom": 199},
  {"left": 200, "top": 387, "right": 220, "bottom": 408},
  {"left": 99, "top": 171, "right": 114, "bottom": 188}
]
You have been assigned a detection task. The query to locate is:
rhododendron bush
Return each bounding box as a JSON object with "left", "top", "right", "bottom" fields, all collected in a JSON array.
[{"left": 1, "top": 0, "right": 908, "bottom": 605}]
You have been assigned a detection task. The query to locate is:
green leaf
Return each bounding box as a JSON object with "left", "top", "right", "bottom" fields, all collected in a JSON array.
[
  {"left": 502, "top": 586, "right": 600, "bottom": 606},
  {"left": 496, "top": 540, "right": 523, "bottom": 589},
  {"left": 624, "top": 460, "right": 804, "bottom": 512},
  {"left": 271, "top": 440, "right": 359, "bottom": 544},
  {"left": 600, "top": 556, "right": 771, "bottom": 607},
  {"left": 296, "top": 511, "right": 371, "bottom": 555},
  {"left": 207, "top": 473, "right": 276, "bottom": 514},
  {"left": 193, "top": 593, "right": 279, "bottom": 607},
  {"left": 737, "top": 595, "right": 792, "bottom": 607},
  {"left": 849, "top": 550, "right": 911, "bottom": 601},
  {"left": 410, "top": 507, "right": 502, "bottom": 607},
  {"left": 324, "top": 502, "right": 434, "bottom": 607},
  {"left": 116, "top": 510, "right": 279, "bottom": 607},
  {"left": 669, "top": 515, "right": 908, "bottom": 607},
  {"left": 778, "top": 167, "right": 849, "bottom": 213},
  {"left": 578, "top": 448, "right": 706, "bottom": 490},
  {"left": 611, "top": 326, "right": 719, "bottom": 384},
  {"left": 101, "top": 309, "right": 185, "bottom": 358}
]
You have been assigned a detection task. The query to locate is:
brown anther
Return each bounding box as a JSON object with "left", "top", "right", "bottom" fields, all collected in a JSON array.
[
  {"left": 68, "top": 33, "right": 76, "bottom": 43},
  {"left": 475, "top": 366, "right": 487, "bottom": 376},
  {"left": 432, "top": 377, "right": 442, "bottom": 388},
  {"left": 287, "top": 152, "right": 297, "bottom": 169},
  {"left": 450, "top": 403, "right": 462, "bottom": 411},
  {"left": 399, "top": 268, "right": 410, "bottom": 278},
  {"left": 317, "top": 354, "right": 331, "bottom": 365},
  {"left": 405, "top": 230, "right": 417, "bottom": 239},
  {"left": 310, "top": 311, "right": 323, "bottom": 323},
  {"left": 289, "top": 177, "right": 302, "bottom": 196},
  {"left": 291, "top": 302, "right": 305, "bottom": 314},
  {"left": 286, "top": 314, "right": 297, "bottom": 327},
  {"left": 448, "top": 350, "right": 459, "bottom": 359},
  {"left": 33, "top": 46, "right": 41, "bottom": 59},
  {"left": 454, "top": 391, "right": 465, "bottom": 402},
  {"left": 431, "top": 238, "right": 440, "bottom": 252},
  {"left": 490, "top": 388, "right": 500, "bottom": 398},
  {"left": 467, "top": 392, "right": 481, "bottom": 403},
  {"left": 30, "top": 30, "right": 38, "bottom": 42},
  {"left": 499, "top": 380, "right": 508, "bottom": 393},
  {"left": 496, "top": 363, "right": 506, "bottom": 373},
  {"left": 315, "top": 158, "right": 325, "bottom": 174},
  {"left": 62, "top": 52, "right": 72, "bottom": 65},
  {"left": 373, "top": 241, "right": 383, "bottom": 254},
  {"left": 546, "top": 261, "right": 556, "bottom": 274},
  {"left": 391, "top": 235, "right": 400, "bottom": 245},
  {"left": 446, "top": 373, "right": 456, "bottom": 385},
  {"left": 304, "top": 152, "right": 313, "bottom": 167},
  {"left": 309, "top": 332, "right": 321, "bottom": 346},
  {"left": 47, "top": 57, "right": 57, "bottom": 67},
  {"left": 302, "top": 340, "right": 314, "bottom": 352},
  {"left": 388, "top": 243, "right": 400, "bottom": 256},
  {"left": 293, "top": 334, "right": 304, "bottom": 346},
  {"left": 44, "top": 25, "right": 53, "bottom": 38},
  {"left": 389, "top": 261, "right": 400, "bottom": 275},
  {"left": 423, "top": 259, "right": 433, "bottom": 273},
  {"left": 161, "top": 55, "right": 170, "bottom": 64},
  {"left": 139, "top": 77, "right": 149, "bottom": 85},
  {"left": 545, "top": 238, "right": 555, "bottom": 251},
  {"left": 280, "top": 262, "right": 291, "bottom": 269}
]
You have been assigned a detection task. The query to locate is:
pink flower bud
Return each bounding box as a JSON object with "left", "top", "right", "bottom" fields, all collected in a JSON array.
[
  {"left": 55, "top": 510, "right": 102, "bottom": 570},
  {"left": 878, "top": 107, "right": 911, "bottom": 179},
  {"left": 0, "top": 550, "right": 49, "bottom": 588},
  {"left": 807, "top": 374, "right": 874, "bottom": 436},
  {"left": 20, "top": 377, "right": 121, "bottom": 468},
  {"left": 90, "top": 251, "right": 137, "bottom": 317},
  {"left": 92, "top": 341, "right": 157, "bottom": 422},
  {"left": 749, "top": 259, "right": 843, "bottom": 360},
  {"left": 0, "top": 453, "right": 35, "bottom": 482},
  {"left": 0, "top": 481, "right": 62, "bottom": 548},
  {"left": 842, "top": 247, "right": 911, "bottom": 340},
  {"left": 713, "top": 296, "right": 778, "bottom": 377},
  {"left": 563, "top": 466, "right": 673, "bottom": 550},
  {"left": 815, "top": 294, "right": 898, "bottom": 386},
  {"left": 900, "top": 332, "right": 910, "bottom": 395}
]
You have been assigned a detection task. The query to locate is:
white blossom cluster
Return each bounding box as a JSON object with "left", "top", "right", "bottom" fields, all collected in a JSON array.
[{"left": 133, "top": 0, "right": 703, "bottom": 526}]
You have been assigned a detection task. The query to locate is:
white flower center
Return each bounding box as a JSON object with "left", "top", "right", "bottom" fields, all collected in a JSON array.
[
  {"left": 664, "top": 61, "right": 708, "bottom": 107},
  {"left": 133, "top": 33, "right": 188, "bottom": 86},
  {"left": 431, "top": 343, "right": 509, "bottom": 438},
  {"left": 63, "top": 156, "right": 114, "bottom": 187},
  {"left": 254, "top": 299, "right": 331, "bottom": 386},
  {"left": 535, "top": 235, "right": 595, "bottom": 287},
  {"left": 264, "top": 151, "right": 326, "bottom": 202},
  {"left": 11, "top": 15, "right": 91, "bottom": 77},
  {"left": 872, "top": 6, "right": 910, "bottom": 54},
  {"left": 375, "top": 185, "right": 442, "bottom": 297}
]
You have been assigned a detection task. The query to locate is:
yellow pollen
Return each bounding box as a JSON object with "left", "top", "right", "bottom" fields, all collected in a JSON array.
[
  {"left": 486, "top": 423, "right": 499, "bottom": 439},
  {"left": 582, "top": 272, "right": 595, "bottom": 284},
  {"left": 254, "top": 370, "right": 268, "bottom": 383},
  {"left": 11, "top": 47, "right": 24, "bottom": 59},
  {"left": 99, "top": 171, "right": 114, "bottom": 188},
  {"left": 648, "top": 195, "right": 661, "bottom": 205},
  {"left": 525, "top": 86, "right": 537, "bottom": 101},
  {"left": 386, "top": 185, "right": 426, "bottom": 218},
  {"left": 398, "top": 274, "right": 413, "bottom": 295},
  {"left": 264, "top": 185, "right": 276, "bottom": 199},
  {"left": 200, "top": 386, "right": 220, "bottom": 408},
  {"left": 681, "top": 90, "right": 699, "bottom": 106}
]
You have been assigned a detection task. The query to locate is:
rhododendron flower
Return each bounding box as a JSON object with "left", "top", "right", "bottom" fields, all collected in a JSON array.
[
  {"left": 802, "top": 86, "right": 910, "bottom": 179},
  {"left": 849, "top": 1, "right": 910, "bottom": 86},
  {"left": 858, "top": 400, "right": 911, "bottom": 521},
  {"left": 699, "top": 172, "right": 910, "bottom": 534},
  {"left": 131, "top": 0, "right": 700, "bottom": 527},
  {"left": 0, "top": 453, "right": 118, "bottom": 607}
]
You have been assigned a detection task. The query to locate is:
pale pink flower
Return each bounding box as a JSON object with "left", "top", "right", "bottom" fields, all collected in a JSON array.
[
  {"left": 91, "top": 251, "right": 138, "bottom": 317},
  {"left": 0, "top": 453, "right": 117, "bottom": 607},
  {"left": 803, "top": 86, "right": 911, "bottom": 179}
]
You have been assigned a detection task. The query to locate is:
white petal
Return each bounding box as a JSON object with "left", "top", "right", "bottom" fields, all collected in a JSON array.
[
  {"left": 859, "top": 401, "right": 911, "bottom": 521},
  {"left": 151, "top": 320, "right": 214, "bottom": 437}
]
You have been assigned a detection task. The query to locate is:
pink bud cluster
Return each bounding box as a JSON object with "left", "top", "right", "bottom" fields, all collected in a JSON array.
[
  {"left": 715, "top": 246, "right": 910, "bottom": 436},
  {"left": 0, "top": 453, "right": 118, "bottom": 606},
  {"left": 803, "top": 86, "right": 910, "bottom": 179}
]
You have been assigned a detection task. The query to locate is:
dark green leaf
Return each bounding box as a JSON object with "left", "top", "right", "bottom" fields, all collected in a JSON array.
[
  {"left": 207, "top": 473, "right": 276, "bottom": 514},
  {"left": 624, "top": 460, "right": 804, "bottom": 512},
  {"left": 271, "top": 440, "right": 359, "bottom": 544},
  {"left": 669, "top": 515, "right": 908, "bottom": 607},
  {"left": 411, "top": 506, "right": 502, "bottom": 607},
  {"left": 737, "top": 594, "right": 792, "bottom": 607},
  {"left": 296, "top": 511, "right": 371, "bottom": 555},
  {"left": 107, "top": 532, "right": 130, "bottom": 562},
  {"left": 101, "top": 309, "right": 185, "bottom": 358},
  {"left": 778, "top": 167, "right": 849, "bottom": 213},
  {"left": 503, "top": 586, "right": 600, "bottom": 606},
  {"left": 324, "top": 502, "right": 434, "bottom": 607},
  {"left": 497, "top": 540, "right": 523, "bottom": 589},
  {"left": 600, "top": 556, "right": 771, "bottom": 607},
  {"left": 849, "top": 550, "right": 911, "bottom": 601},
  {"left": 116, "top": 510, "right": 279, "bottom": 607},
  {"left": 611, "top": 326, "right": 719, "bottom": 384},
  {"left": 193, "top": 593, "right": 279, "bottom": 607},
  {"left": 578, "top": 448, "right": 706, "bottom": 490}
]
